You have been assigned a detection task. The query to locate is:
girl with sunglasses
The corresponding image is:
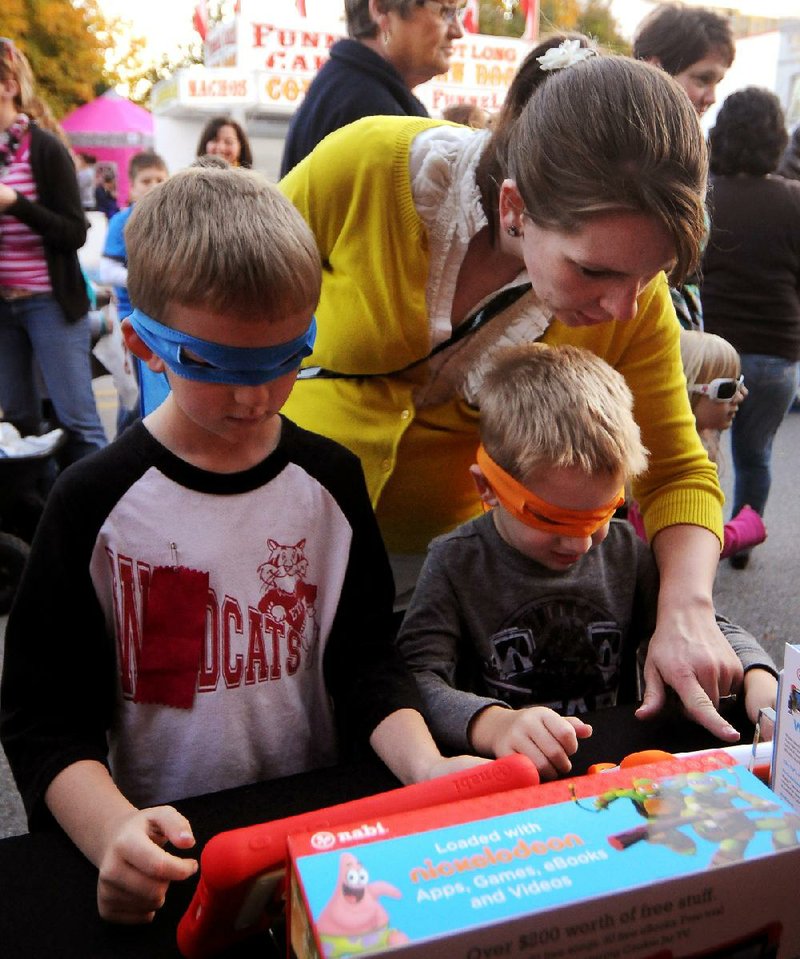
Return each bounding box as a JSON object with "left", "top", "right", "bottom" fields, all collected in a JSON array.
[
  {"left": 684, "top": 329, "right": 746, "bottom": 447},
  {"left": 675, "top": 331, "right": 765, "bottom": 561},
  {"left": 683, "top": 330, "right": 769, "bottom": 566},
  {"left": 628, "top": 331, "right": 764, "bottom": 565}
]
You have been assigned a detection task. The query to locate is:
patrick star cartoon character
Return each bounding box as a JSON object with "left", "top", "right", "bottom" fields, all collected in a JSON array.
[{"left": 316, "top": 852, "right": 409, "bottom": 957}]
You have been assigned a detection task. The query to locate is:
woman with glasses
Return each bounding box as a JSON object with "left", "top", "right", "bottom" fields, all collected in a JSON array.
[
  {"left": 279, "top": 39, "right": 743, "bottom": 744},
  {"left": 0, "top": 39, "right": 106, "bottom": 464},
  {"left": 280, "top": 0, "right": 463, "bottom": 176},
  {"left": 700, "top": 87, "right": 800, "bottom": 569}
]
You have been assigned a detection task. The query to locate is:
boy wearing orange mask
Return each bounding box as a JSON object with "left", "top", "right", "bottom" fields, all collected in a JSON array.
[{"left": 397, "top": 344, "right": 777, "bottom": 781}]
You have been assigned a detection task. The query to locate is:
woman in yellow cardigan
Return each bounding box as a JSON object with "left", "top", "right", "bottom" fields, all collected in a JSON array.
[{"left": 279, "top": 44, "right": 742, "bottom": 742}]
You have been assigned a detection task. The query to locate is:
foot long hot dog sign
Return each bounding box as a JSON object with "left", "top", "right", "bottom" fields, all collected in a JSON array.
[{"left": 151, "top": 0, "right": 532, "bottom": 118}]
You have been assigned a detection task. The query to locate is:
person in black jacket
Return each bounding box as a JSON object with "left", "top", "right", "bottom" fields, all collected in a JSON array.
[
  {"left": 280, "top": 0, "right": 463, "bottom": 176},
  {"left": 0, "top": 39, "right": 106, "bottom": 464},
  {"left": 701, "top": 88, "right": 800, "bottom": 569},
  {"left": 777, "top": 125, "right": 800, "bottom": 181}
]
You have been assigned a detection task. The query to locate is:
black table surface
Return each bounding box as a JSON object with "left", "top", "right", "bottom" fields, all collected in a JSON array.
[{"left": 0, "top": 703, "right": 753, "bottom": 959}]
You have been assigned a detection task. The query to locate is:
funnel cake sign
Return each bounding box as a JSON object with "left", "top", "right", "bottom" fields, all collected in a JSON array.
[{"left": 197, "top": 6, "right": 531, "bottom": 116}]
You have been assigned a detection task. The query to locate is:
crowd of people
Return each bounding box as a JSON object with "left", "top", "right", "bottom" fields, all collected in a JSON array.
[{"left": 0, "top": 0, "right": 798, "bottom": 928}]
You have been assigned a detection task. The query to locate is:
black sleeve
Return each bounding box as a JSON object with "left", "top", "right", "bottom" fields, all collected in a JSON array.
[
  {"left": 280, "top": 83, "right": 421, "bottom": 178},
  {"left": 7, "top": 128, "right": 88, "bottom": 252},
  {"left": 287, "top": 430, "right": 423, "bottom": 748},
  {"left": 0, "top": 462, "right": 121, "bottom": 828},
  {"left": 622, "top": 534, "right": 660, "bottom": 703}
]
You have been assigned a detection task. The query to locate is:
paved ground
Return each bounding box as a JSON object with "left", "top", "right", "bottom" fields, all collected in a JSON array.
[
  {"left": 1, "top": 384, "right": 798, "bottom": 838},
  {"left": 710, "top": 411, "right": 799, "bottom": 665}
]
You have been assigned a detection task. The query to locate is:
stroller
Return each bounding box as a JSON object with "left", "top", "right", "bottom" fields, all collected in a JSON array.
[{"left": 0, "top": 425, "right": 65, "bottom": 614}]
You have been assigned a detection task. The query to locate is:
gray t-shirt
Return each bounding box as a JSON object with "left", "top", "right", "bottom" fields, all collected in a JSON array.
[{"left": 397, "top": 516, "right": 775, "bottom": 754}]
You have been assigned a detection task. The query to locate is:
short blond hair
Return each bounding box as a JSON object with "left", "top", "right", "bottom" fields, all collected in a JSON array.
[
  {"left": 126, "top": 165, "right": 321, "bottom": 322},
  {"left": 679, "top": 330, "right": 741, "bottom": 414},
  {"left": 479, "top": 343, "right": 649, "bottom": 482}
]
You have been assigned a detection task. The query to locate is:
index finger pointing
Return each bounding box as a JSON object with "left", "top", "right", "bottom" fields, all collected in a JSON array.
[{"left": 680, "top": 682, "right": 740, "bottom": 743}]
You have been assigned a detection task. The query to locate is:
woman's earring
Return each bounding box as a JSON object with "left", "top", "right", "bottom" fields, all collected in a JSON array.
[
  {"left": 507, "top": 225, "right": 521, "bottom": 237},
  {"left": 383, "top": 30, "right": 390, "bottom": 46}
]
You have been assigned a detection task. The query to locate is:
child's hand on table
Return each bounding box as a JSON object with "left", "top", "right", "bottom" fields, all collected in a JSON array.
[
  {"left": 96, "top": 805, "right": 198, "bottom": 923},
  {"left": 742, "top": 668, "right": 778, "bottom": 728},
  {"left": 420, "top": 754, "right": 493, "bottom": 780},
  {"left": 470, "top": 705, "right": 592, "bottom": 781}
]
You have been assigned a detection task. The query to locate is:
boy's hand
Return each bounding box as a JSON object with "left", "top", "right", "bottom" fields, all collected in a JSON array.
[
  {"left": 96, "top": 805, "right": 198, "bottom": 923},
  {"left": 742, "top": 668, "right": 778, "bottom": 727},
  {"left": 470, "top": 705, "right": 592, "bottom": 781},
  {"left": 370, "top": 709, "right": 494, "bottom": 784},
  {"left": 420, "top": 754, "right": 493, "bottom": 781}
]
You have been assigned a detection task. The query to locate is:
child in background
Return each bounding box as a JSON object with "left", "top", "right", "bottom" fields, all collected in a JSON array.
[
  {"left": 442, "top": 102, "right": 489, "bottom": 129},
  {"left": 74, "top": 151, "right": 96, "bottom": 209},
  {"left": 94, "top": 169, "right": 120, "bottom": 219},
  {"left": 99, "top": 151, "right": 169, "bottom": 426},
  {"left": 99, "top": 151, "right": 168, "bottom": 323},
  {"left": 680, "top": 329, "right": 767, "bottom": 564},
  {"left": 628, "top": 331, "right": 766, "bottom": 562},
  {"left": 396, "top": 344, "right": 777, "bottom": 780},
  {"left": 0, "top": 165, "right": 482, "bottom": 925}
]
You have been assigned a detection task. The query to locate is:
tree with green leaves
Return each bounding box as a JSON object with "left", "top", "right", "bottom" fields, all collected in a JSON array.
[
  {"left": 478, "top": 0, "right": 630, "bottom": 53},
  {"left": 0, "top": 0, "right": 141, "bottom": 117}
]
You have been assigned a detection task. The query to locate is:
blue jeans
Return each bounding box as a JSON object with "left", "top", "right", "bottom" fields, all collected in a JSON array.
[
  {"left": 731, "top": 353, "right": 799, "bottom": 519},
  {"left": 0, "top": 294, "right": 108, "bottom": 464}
]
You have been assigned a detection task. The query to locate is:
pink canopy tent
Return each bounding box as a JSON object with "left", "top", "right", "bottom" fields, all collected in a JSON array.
[{"left": 61, "top": 91, "right": 155, "bottom": 206}]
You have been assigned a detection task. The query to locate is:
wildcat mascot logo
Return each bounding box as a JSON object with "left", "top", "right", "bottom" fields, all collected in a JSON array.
[{"left": 257, "top": 538, "right": 319, "bottom": 668}]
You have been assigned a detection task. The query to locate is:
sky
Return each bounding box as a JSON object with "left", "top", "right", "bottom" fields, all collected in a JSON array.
[
  {"left": 95, "top": 1, "right": 348, "bottom": 66},
  {"left": 97, "top": 0, "right": 201, "bottom": 64}
]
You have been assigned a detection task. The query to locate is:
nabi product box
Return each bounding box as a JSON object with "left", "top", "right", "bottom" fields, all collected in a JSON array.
[{"left": 289, "top": 756, "right": 800, "bottom": 958}]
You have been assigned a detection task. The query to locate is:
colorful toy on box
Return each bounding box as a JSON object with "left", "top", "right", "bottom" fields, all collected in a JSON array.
[{"left": 288, "top": 753, "right": 800, "bottom": 959}]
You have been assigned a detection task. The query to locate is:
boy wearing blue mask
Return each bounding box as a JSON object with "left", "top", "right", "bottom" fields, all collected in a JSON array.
[{"left": 0, "top": 165, "right": 481, "bottom": 925}]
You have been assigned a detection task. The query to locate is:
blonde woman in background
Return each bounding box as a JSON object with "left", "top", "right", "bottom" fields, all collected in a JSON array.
[{"left": 0, "top": 38, "right": 106, "bottom": 464}]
